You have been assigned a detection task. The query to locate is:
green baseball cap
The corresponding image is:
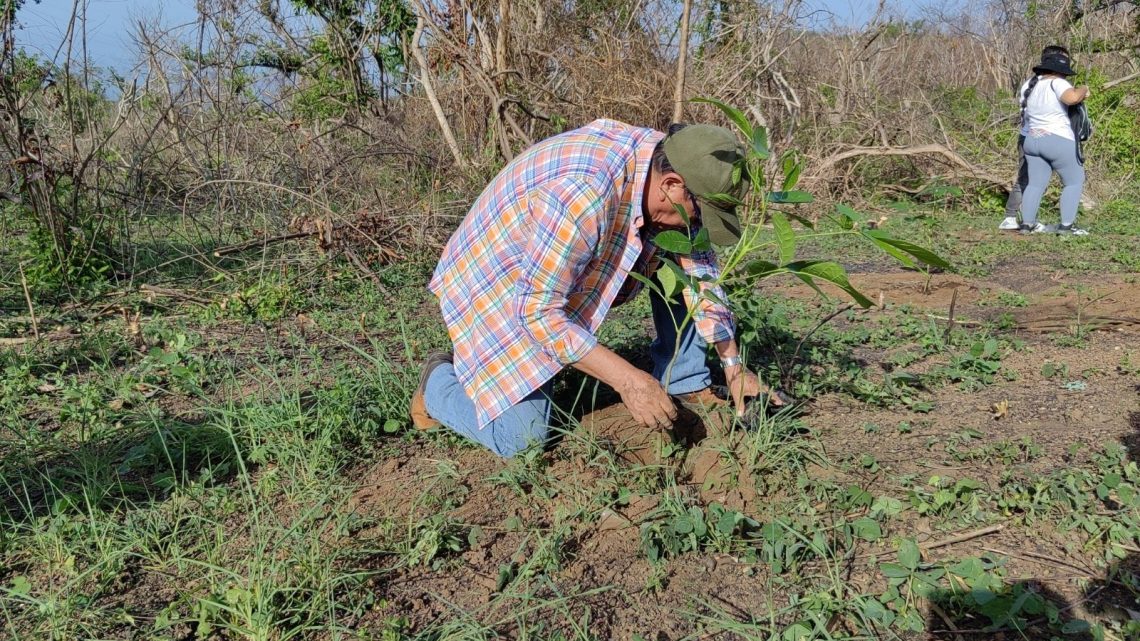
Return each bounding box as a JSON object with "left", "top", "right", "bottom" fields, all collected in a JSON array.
[{"left": 663, "top": 124, "right": 747, "bottom": 246}]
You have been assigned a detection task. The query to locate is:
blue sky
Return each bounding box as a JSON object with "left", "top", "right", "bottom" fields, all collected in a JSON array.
[{"left": 15, "top": 0, "right": 925, "bottom": 72}]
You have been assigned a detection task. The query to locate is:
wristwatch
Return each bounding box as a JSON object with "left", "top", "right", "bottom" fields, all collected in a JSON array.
[{"left": 720, "top": 355, "right": 742, "bottom": 369}]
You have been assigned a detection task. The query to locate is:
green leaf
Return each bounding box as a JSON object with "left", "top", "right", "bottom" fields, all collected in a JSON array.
[
  {"left": 862, "top": 230, "right": 952, "bottom": 270},
  {"left": 751, "top": 126, "right": 770, "bottom": 159},
  {"left": 898, "top": 538, "right": 921, "bottom": 570},
  {"left": 692, "top": 227, "right": 711, "bottom": 252},
  {"left": 784, "top": 210, "right": 816, "bottom": 230},
  {"left": 767, "top": 190, "right": 814, "bottom": 204},
  {"left": 673, "top": 515, "right": 694, "bottom": 534},
  {"left": 852, "top": 517, "right": 882, "bottom": 541},
  {"left": 672, "top": 201, "right": 690, "bottom": 226},
  {"left": 657, "top": 266, "right": 680, "bottom": 300},
  {"left": 690, "top": 97, "right": 752, "bottom": 139},
  {"left": 10, "top": 576, "right": 31, "bottom": 597},
  {"left": 689, "top": 506, "right": 707, "bottom": 537},
  {"left": 879, "top": 562, "right": 912, "bottom": 578},
  {"left": 862, "top": 230, "right": 917, "bottom": 268},
  {"left": 950, "top": 557, "right": 985, "bottom": 581},
  {"left": 785, "top": 260, "right": 874, "bottom": 308},
  {"left": 716, "top": 510, "right": 737, "bottom": 535},
  {"left": 626, "top": 271, "right": 663, "bottom": 297},
  {"left": 703, "top": 192, "right": 745, "bottom": 207},
  {"left": 383, "top": 418, "right": 402, "bottom": 433},
  {"left": 782, "top": 622, "right": 811, "bottom": 641},
  {"left": 781, "top": 151, "right": 804, "bottom": 191},
  {"left": 1103, "top": 472, "right": 1122, "bottom": 489},
  {"left": 835, "top": 203, "right": 862, "bottom": 230},
  {"left": 653, "top": 230, "right": 692, "bottom": 255},
  {"left": 1062, "top": 620, "right": 1091, "bottom": 634},
  {"left": 745, "top": 260, "right": 781, "bottom": 277},
  {"left": 771, "top": 212, "right": 795, "bottom": 265}
]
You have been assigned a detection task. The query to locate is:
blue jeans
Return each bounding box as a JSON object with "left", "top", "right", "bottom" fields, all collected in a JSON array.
[{"left": 423, "top": 289, "right": 712, "bottom": 457}]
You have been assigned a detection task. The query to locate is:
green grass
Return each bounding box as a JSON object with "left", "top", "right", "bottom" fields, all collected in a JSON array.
[{"left": 2, "top": 205, "right": 1139, "bottom": 640}]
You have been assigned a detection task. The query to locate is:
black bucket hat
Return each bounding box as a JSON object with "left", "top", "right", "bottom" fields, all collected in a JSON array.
[{"left": 1034, "top": 53, "right": 1076, "bottom": 76}]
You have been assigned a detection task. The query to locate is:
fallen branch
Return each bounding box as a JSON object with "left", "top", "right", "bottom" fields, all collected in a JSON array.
[
  {"left": 139, "top": 284, "right": 212, "bottom": 306},
  {"left": 212, "top": 231, "right": 315, "bottom": 258},
  {"left": 1104, "top": 70, "right": 1140, "bottom": 89},
  {"left": 810, "top": 144, "right": 1008, "bottom": 189},
  {"left": 0, "top": 329, "right": 78, "bottom": 347},
  {"left": 921, "top": 524, "right": 1003, "bottom": 552}
]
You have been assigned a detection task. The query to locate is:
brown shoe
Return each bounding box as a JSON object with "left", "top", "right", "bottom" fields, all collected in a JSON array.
[
  {"left": 672, "top": 386, "right": 729, "bottom": 409},
  {"left": 410, "top": 352, "right": 453, "bottom": 431}
]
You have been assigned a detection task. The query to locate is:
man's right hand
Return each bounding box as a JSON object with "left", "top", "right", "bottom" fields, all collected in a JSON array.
[
  {"left": 616, "top": 370, "right": 678, "bottom": 429},
  {"left": 571, "top": 345, "right": 677, "bottom": 430}
]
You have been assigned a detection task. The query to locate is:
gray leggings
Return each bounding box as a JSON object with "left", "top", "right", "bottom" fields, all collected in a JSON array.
[{"left": 1020, "top": 133, "right": 1084, "bottom": 227}]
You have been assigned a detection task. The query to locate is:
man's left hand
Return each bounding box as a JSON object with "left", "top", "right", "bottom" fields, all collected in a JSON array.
[{"left": 724, "top": 365, "right": 783, "bottom": 416}]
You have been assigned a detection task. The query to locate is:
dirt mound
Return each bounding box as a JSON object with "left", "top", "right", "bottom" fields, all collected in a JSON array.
[{"left": 578, "top": 400, "right": 759, "bottom": 511}]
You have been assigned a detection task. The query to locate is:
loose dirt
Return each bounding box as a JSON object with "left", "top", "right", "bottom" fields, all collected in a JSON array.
[{"left": 348, "top": 264, "right": 1140, "bottom": 639}]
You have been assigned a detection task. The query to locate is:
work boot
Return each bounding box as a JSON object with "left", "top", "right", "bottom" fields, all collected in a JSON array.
[
  {"left": 672, "top": 386, "right": 729, "bottom": 410},
  {"left": 410, "top": 352, "right": 452, "bottom": 431}
]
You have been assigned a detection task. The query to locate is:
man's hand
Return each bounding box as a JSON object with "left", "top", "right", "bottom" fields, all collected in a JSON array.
[
  {"left": 572, "top": 344, "right": 676, "bottom": 429},
  {"left": 724, "top": 364, "right": 784, "bottom": 416},
  {"left": 617, "top": 370, "right": 678, "bottom": 429}
]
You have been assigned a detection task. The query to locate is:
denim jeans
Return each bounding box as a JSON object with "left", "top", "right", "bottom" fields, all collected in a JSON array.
[{"left": 423, "top": 289, "right": 712, "bottom": 457}]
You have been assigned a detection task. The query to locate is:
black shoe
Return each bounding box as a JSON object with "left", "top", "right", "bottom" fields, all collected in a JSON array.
[
  {"left": 1056, "top": 224, "right": 1089, "bottom": 236},
  {"left": 1018, "top": 222, "right": 1045, "bottom": 235}
]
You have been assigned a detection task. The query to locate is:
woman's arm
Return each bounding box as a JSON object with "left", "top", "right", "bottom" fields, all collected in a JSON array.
[{"left": 1060, "top": 85, "right": 1089, "bottom": 105}]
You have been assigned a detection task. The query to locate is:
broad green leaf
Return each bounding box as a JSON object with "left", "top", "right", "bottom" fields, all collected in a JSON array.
[
  {"left": 898, "top": 538, "right": 921, "bottom": 570},
  {"left": 786, "top": 260, "right": 874, "bottom": 308},
  {"left": 10, "top": 576, "right": 31, "bottom": 597},
  {"left": 863, "top": 230, "right": 952, "bottom": 270},
  {"left": 751, "top": 126, "right": 770, "bottom": 159},
  {"left": 657, "top": 266, "right": 679, "bottom": 299},
  {"left": 672, "top": 201, "right": 690, "bottom": 226},
  {"left": 781, "top": 151, "right": 804, "bottom": 191},
  {"left": 771, "top": 212, "right": 795, "bottom": 265},
  {"left": 782, "top": 622, "right": 811, "bottom": 641},
  {"left": 672, "top": 514, "right": 694, "bottom": 534},
  {"left": 690, "top": 97, "right": 753, "bottom": 139},
  {"left": 716, "top": 510, "right": 737, "bottom": 535},
  {"left": 835, "top": 203, "right": 862, "bottom": 230},
  {"left": 767, "top": 190, "right": 814, "bottom": 204},
  {"left": 879, "top": 562, "right": 912, "bottom": 578},
  {"left": 692, "top": 227, "right": 711, "bottom": 252},
  {"left": 852, "top": 517, "right": 882, "bottom": 541},
  {"left": 862, "top": 230, "right": 917, "bottom": 268},
  {"left": 626, "top": 271, "right": 662, "bottom": 297},
  {"left": 703, "top": 191, "right": 745, "bottom": 207},
  {"left": 745, "top": 260, "right": 781, "bottom": 277},
  {"left": 689, "top": 506, "right": 707, "bottom": 537},
  {"left": 1062, "top": 620, "right": 1091, "bottom": 634},
  {"left": 653, "top": 230, "right": 692, "bottom": 254},
  {"left": 784, "top": 210, "right": 816, "bottom": 230},
  {"left": 950, "top": 558, "right": 985, "bottom": 582}
]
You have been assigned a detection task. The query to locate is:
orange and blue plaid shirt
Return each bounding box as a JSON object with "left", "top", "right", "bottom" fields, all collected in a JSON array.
[{"left": 429, "top": 119, "right": 735, "bottom": 429}]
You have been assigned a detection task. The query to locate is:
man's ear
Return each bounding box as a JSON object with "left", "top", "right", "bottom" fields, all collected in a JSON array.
[{"left": 659, "top": 172, "right": 685, "bottom": 194}]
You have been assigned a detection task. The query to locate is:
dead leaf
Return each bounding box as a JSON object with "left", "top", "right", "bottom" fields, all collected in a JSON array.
[{"left": 991, "top": 399, "right": 1008, "bottom": 420}]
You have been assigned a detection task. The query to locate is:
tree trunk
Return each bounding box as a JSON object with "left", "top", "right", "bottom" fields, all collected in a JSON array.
[
  {"left": 672, "top": 0, "right": 693, "bottom": 123},
  {"left": 411, "top": 14, "right": 467, "bottom": 168}
]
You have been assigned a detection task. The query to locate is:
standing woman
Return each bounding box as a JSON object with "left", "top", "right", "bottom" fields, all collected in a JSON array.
[{"left": 1018, "top": 52, "right": 1091, "bottom": 235}]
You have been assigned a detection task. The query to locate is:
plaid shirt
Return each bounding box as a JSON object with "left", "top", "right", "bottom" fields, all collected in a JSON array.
[{"left": 429, "top": 119, "right": 735, "bottom": 429}]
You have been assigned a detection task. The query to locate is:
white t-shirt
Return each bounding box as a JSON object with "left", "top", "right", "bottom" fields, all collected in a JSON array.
[{"left": 1018, "top": 76, "right": 1075, "bottom": 140}]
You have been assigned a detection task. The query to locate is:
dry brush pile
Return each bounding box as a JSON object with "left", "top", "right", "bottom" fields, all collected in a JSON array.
[{"left": 1, "top": 0, "right": 1138, "bottom": 293}]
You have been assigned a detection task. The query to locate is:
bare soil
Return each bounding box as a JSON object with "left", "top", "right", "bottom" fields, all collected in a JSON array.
[{"left": 348, "top": 262, "right": 1140, "bottom": 639}]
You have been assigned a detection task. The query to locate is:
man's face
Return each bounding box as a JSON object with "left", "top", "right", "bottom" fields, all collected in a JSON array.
[{"left": 647, "top": 172, "right": 700, "bottom": 232}]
